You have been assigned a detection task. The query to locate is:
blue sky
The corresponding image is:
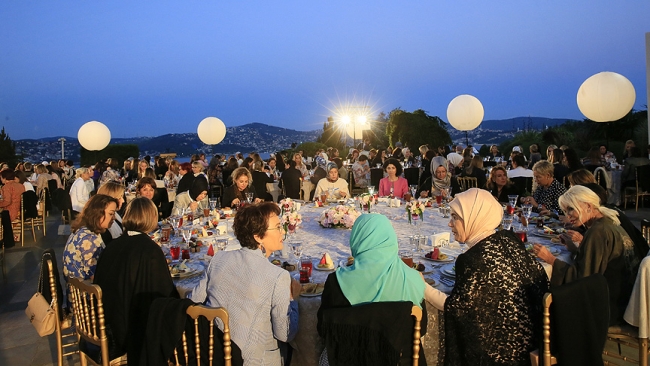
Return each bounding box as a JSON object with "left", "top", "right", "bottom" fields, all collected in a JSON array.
[{"left": 1, "top": 1, "right": 648, "bottom": 139}]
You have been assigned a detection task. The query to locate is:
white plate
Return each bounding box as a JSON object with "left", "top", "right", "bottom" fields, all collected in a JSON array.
[
  {"left": 170, "top": 262, "right": 204, "bottom": 278},
  {"left": 338, "top": 259, "right": 353, "bottom": 269},
  {"left": 314, "top": 263, "right": 336, "bottom": 271},
  {"left": 422, "top": 254, "right": 455, "bottom": 263},
  {"left": 300, "top": 283, "right": 325, "bottom": 297},
  {"left": 532, "top": 229, "right": 557, "bottom": 239},
  {"left": 440, "top": 263, "right": 456, "bottom": 277}
]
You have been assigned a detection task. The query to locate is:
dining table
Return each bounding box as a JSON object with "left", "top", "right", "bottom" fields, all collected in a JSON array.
[{"left": 162, "top": 200, "right": 570, "bottom": 365}]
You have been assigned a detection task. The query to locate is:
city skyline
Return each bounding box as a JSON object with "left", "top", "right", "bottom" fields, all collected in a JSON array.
[{"left": 1, "top": 1, "right": 648, "bottom": 140}]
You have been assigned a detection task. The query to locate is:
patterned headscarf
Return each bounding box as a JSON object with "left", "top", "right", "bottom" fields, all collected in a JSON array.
[
  {"left": 449, "top": 188, "right": 503, "bottom": 247},
  {"left": 430, "top": 156, "right": 451, "bottom": 191},
  {"left": 336, "top": 214, "right": 425, "bottom": 307}
]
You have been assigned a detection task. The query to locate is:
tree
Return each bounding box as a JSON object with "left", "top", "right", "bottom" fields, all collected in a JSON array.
[
  {"left": 80, "top": 144, "right": 139, "bottom": 167},
  {"left": 386, "top": 109, "right": 452, "bottom": 152},
  {"left": 317, "top": 116, "right": 345, "bottom": 151},
  {"left": 0, "top": 127, "right": 18, "bottom": 166},
  {"left": 364, "top": 111, "right": 390, "bottom": 149}
]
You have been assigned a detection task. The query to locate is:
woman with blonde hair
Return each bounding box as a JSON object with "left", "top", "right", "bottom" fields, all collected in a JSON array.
[
  {"left": 486, "top": 166, "right": 520, "bottom": 203},
  {"left": 566, "top": 169, "right": 596, "bottom": 187},
  {"left": 534, "top": 186, "right": 640, "bottom": 325},
  {"left": 69, "top": 167, "right": 92, "bottom": 214},
  {"left": 33, "top": 164, "right": 52, "bottom": 196},
  {"left": 97, "top": 181, "right": 126, "bottom": 242},
  {"left": 94, "top": 197, "right": 178, "bottom": 363},
  {"left": 459, "top": 155, "right": 487, "bottom": 189},
  {"left": 223, "top": 167, "right": 262, "bottom": 207}
]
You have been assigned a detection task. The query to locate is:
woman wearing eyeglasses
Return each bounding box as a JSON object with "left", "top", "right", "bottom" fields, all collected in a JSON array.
[{"left": 189, "top": 202, "right": 301, "bottom": 365}]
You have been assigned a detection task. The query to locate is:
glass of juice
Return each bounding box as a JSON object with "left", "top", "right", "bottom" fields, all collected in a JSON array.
[
  {"left": 300, "top": 256, "right": 313, "bottom": 277},
  {"left": 400, "top": 251, "right": 414, "bottom": 267},
  {"left": 299, "top": 267, "right": 310, "bottom": 284},
  {"left": 170, "top": 246, "right": 180, "bottom": 260}
]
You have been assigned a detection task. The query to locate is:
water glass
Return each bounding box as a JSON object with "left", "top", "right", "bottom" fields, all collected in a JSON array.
[
  {"left": 367, "top": 186, "right": 375, "bottom": 196},
  {"left": 181, "top": 227, "right": 192, "bottom": 245},
  {"left": 508, "top": 195, "right": 519, "bottom": 207},
  {"left": 400, "top": 251, "right": 414, "bottom": 267},
  {"left": 245, "top": 192, "right": 254, "bottom": 203},
  {"left": 292, "top": 242, "right": 303, "bottom": 261},
  {"left": 521, "top": 203, "right": 533, "bottom": 220},
  {"left": 216, "top": 238, "right": 228, "bottom": 251},
  {"left": 502, "top": 215, "right": 514, "bottom": 231},
  {"left": 376, "top": 163, "right": 382, "bottom": 168}
]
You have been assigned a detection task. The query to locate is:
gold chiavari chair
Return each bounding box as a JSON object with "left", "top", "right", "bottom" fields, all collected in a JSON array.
[
  {"left": 45, "top": 258, "right": 78, "bottom": 366},
  {"left": 172, "top": 305, "right": 233, "bottom": 366}
]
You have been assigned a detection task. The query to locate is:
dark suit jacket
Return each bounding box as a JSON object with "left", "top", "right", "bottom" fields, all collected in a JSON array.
[{"left": 279, "top": 167, "right": 302, "bottom": 200}]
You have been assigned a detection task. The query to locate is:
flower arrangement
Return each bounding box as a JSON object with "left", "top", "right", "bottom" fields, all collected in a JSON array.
[
  {"left": 406, "top": 200, "right": 426, "bottom": 224},
  {"left": 357, "top": 193, "right": 374, "bottom": 212},
  {"left": 278, "top": 198, "right": 302, "bottom": 238},
  {"left": 318, "top": 205, "right": 361, "bottom": 229}
]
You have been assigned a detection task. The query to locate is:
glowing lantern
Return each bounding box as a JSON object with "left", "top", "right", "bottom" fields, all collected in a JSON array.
[
  {"left": 197, "top": 117, "right": 227, "bottom": 145},
  {"left": 577, "top": 71, "right": 635, "bottom": 122},
  {"left": 77, "top": 121, "right": 111, "bottom": 151}
]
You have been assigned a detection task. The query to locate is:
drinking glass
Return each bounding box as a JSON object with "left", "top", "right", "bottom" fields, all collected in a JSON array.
[
  {"left": 508, "top": 195, "right": 519, "bottom": 208},
  {"left": 292, "top": 242, "right": 303, "bottom": 263},
  {"left": 409, "top": 185, "right": 417, "bottom": 198},
  {"left": 521, "top": 203, "right": 533, "bottom": 221},
  {"left": 181, "top": 226, "right": 192, "bottom": 245},
  {"left": 400, "top": 251, "right": 414, "bottom": 267},
  {"left": 216, "top": 238, "right": 228, "bottom": 251},
  {"left": 501, "top": 215, "right": 514, "bottom": 231},
  {"left": 245, "top": 193, "right": 254, "bottom": 204},
  {"left": 209, "top": 199, "right": 218, "bottom": 210},
  {"left": 367, "top": 186, "right": 375, "bottom": 196},
  {"left": 376, "top": 163, "right": 382, "bottom": 168}
]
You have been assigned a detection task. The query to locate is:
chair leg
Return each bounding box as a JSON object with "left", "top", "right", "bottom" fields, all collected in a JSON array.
[
  {"left": 640, "top": 338, "right": 648, "bottom": 366},
  {"left": 30, "top": 219, "right": 37, "bottom": 242}
]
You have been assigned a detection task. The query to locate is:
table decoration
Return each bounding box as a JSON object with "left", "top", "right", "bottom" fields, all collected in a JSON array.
[
  {"left": 317, "top": 205, "right": 361, "bottom": 229},
  {"left": 357, "top": 193, "right": 374, "bottom": 212},
  {"left": 280, "top": 198, "right": 302, "bottom": 240}
]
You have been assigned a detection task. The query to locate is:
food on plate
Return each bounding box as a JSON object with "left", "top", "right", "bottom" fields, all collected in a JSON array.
[
  {"left": 424, "top": 248, "right": 448, "bottom": 261},
  {"left": 271, "top": 259, "right": 282, "bottom": 266},
  {"left": 346, "top": 256, "right": 354, "bottom": 267},
  {"left": 221, "top": 208, "right": 233, "bottom": 218},
  {"left": 314, "top": 200, "right": 324, "bottom": 207},
  {"left": 412, "top": 262, "right": 425, "bottom": 272},
  {"left": 281, "top": 261, "right": 296, "bottom": 271},
  {"left": 551, "top": 237, "right": 561, "bottom": 243},
  {"left": 169, "top": 261, "right": 189, "bottom": 275},
  {"left": 318, "top": 253, "right": 335, "bottom": 269},
  {"left": 300, "top": 283, "right": 324, "bottom": 295}
]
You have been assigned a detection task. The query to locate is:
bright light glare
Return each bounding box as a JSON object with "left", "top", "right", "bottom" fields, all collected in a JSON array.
[
  {"left": 341, "top": 115, "right": 351, "bottom": 124},
  {"left": 356, "top": 115, "right": 367, "bottom": 124}
]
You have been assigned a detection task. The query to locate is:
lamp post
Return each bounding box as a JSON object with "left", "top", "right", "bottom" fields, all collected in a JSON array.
[
  {"left": 58, "top": 137, "right": 66, "bottom": 160},
  {"left": 342, "top": 106, "right": 370, "bottom": 150}
]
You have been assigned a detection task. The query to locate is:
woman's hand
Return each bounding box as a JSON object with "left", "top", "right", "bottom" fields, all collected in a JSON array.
[
  {"left": 231, "top": 198, "right": 240, "bottom": 206},
  {"left": 523, "top": 196, "right": 539, "bottom": 209},
  {"left": 189, "top": 201, "right": 199, "bottom": 211},
  {"left": 339, "top": 191, "right": 347, "bottom": 198},
  {"left": 420, "top": 190, "right": 429, "bottom": 198},
  {"left": 254, "top": 198, "right": 262, "bottom": 203},
  {"left": 533, "top": 243, "right": 556, "bottom": 265},
  {"left": 290, "top": 278, "right": 301, "bottom": 300},
  {"left": 559, "top": 230, "right": 582, "bottom": 253}
]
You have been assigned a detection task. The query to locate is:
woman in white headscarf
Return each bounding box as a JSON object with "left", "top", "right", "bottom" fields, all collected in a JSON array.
[
  {"left": 420, "top": 156, "right": 460, "bottom": 198},
  {"left": 444, "top": 188, "right": 549, "bottom": 366}
]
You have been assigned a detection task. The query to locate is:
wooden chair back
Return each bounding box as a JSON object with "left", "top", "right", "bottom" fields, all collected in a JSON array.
[
  {"left": 457, "top": 177, "right": 478, "bottom": 192},
  {"left": 68, "top": 277, "right": 127, "bottom": 366},
  {"left": 0, "top": 225, "right": 5, "bottom": 279},
  {"left": 410, "top": 305, "right": 423, "bottom": 366},
  {"left": 173, "top": 305, "right": 232, "bottom": 366},
  {"left": 46, "top": 259, "right": 78, "bottom": 365},
  {"left": 529, "top": 293, "right": 557, "bottom": 366},
  {"left": 642, "top": 219, "right": 650, "bottom": 246},
  {"left": 11, "top": 194, "right": 24, "bottom": 246}
]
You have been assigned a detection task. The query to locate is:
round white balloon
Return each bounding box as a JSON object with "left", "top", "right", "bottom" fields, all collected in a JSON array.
[
  {"left": 197, "top": 117, "right": 227, "bottom": 145},
  {"left": 345, "top": 120, "right": 369, "bottom": 139},
  {"left": 77, "top": 121, "right": 111, "bottom": 151},
  {"left": 447, "top": 95, "right": 484, "bottom": 131},
  {"left": 577, "top": 71, "right": 636, "bottom": 122}
]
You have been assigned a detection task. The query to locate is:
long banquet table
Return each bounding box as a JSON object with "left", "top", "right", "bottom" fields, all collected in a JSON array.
[{"left": 166, "top": 200, "right": 570, "bottom": 365}]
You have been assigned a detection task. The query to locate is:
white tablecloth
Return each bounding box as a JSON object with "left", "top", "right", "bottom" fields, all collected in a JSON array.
[{"left": 170, "top": 203, "right": 570, "bottom": 365}]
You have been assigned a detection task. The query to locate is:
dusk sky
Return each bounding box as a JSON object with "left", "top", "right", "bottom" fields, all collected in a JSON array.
[{"left": 1, "top": 1, "right": 648, "bottom": 140}]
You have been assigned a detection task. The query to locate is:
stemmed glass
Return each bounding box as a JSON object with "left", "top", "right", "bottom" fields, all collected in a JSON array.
[
  {"left": 521, "top": 203, "right": 533, "bottom": 229},
  {"left": 181, "top": 226, "right": 192, "bottom": 246},
  {"left": 409, "top": 185, "right": 417, "bottom": 199},
  {"left": 216, "top": 238, "right": 228, "bottom": 252},
  {"left": 245, "top": 193, "right": 254, "bottom": 204},
  {"left": 367, "top": 186, "right": 375, "bottom": 196},
  {"left": 508, "top": 195, "right": 519, "bottom": 208},
  {"left": 292, "top": 242, "right": 303, "bottom": 265}
]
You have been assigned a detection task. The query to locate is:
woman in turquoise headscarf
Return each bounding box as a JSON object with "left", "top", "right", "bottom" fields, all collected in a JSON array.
[{"left": 316, "top": 214, "right": 428, "bottom": 365}]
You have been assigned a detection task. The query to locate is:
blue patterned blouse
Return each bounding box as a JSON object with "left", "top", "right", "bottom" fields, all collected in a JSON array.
[{"left": 62, "top": 226, "right": 105, "bottom": 280}]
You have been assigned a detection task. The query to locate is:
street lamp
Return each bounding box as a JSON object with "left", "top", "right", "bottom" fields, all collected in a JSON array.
[{"left": 58, "top": 138, "right": 66, "bottom": 160}]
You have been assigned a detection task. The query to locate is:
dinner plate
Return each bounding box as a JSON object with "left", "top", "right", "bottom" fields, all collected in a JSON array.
[
  {"left": 338, "top": 259, "right": 354, "bottom": 269},
  {"left": 532, "top": 229, "right": 557, "bottom": 239},
  {"left": 300, "top": 283, "right": 325, "bottom": 297},
  {"left": 170, "top": 262, "right": 204, "bottom": 278},
  {"left": 314, "top": 263, "right": 336, "bottom": 271},
  {"left": 422, "top": 254, "right": 455, "bottom": 263},
  {"left": 440, "top": 263, "right": 456, "bottom": 277}
]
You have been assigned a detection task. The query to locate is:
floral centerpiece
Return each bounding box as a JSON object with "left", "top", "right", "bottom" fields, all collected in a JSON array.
[
  {"left": 318, "top": 205, "right": 361, "bottom": 229},
  {"left": 279, "top": 198, "right": 302, "bottom": 237},
  {"left": 357, "top": 193, "right": 374, "bottom": 212},
  {"left": 406, "top": 200, "right": 425, "bottom": 224}
]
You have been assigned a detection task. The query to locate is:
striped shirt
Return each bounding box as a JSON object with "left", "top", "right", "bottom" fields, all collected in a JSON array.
[{"left": 190, "top": 248, "right": 299, "bottom": 365}]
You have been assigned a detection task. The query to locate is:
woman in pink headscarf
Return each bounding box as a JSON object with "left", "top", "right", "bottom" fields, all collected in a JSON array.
[{"left": 443, "top": 188, "right": 549, "bottom": 366}]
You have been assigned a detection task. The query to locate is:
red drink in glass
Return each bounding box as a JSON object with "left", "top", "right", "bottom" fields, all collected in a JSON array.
[
  {"left": 300, "top": 257, "right": 313, "bottom": 277},
  {"left": 181, "top": 249, "right": 190, "bottom": 260},
  {"left": 299, "top": 267, "right": 310, "bottom": 284},
  {"left": 515, "top": 230, "right": 528, "bottom": 243},
  {"left": 170, "top": 246, "right": 180, "bottom": 260},
  {"left": 436, "top": 194, "right": 443, "bottom": 205},
  {"left": 320, "top": 193, "right": 328, "bottom": 203},
  {"left": 506, "top": 204, "right": 515, "bottom": 215},
  {"left": 203, "top": 208, "right": 210, "bottom": 217},
  {"left": 187, "top": 213, "right": 194, "bottom": 222},
  {"left": 161, "top": 225, "right": 171, "bottom": 242}
]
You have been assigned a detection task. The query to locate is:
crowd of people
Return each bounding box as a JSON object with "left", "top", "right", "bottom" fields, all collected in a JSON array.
[{"left": 4, "top": 138, "right": 650, "bottom": 365}]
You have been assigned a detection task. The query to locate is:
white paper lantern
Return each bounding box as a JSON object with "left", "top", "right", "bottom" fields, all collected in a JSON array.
[
  {"left": 345, "top": 120, "right": 369, "bottom": 139},
  {"left": 77, "top": 121, "right": 111, "bottom": 151},
  {"left": 577, "top": 71, "right": 636, "bottom": 122},
  {"left": 197, "top": 117, "right": 227, "bottom": 145},
  {"left": 446, "top": 95, "right": 484, "bottom": 131}
]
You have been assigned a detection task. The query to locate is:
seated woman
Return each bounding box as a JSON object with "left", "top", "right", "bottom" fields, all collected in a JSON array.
[
  {"left": 96, "top": 182, "right": 125, "bottom": 243},
  {"left": 317, "top": 214, "right": 428, "bottom": 365},
  {"left": 486, "top": 166, "right": 520, "bottom": 203},
  {"left": 172, "top": 175, "right": 209, "bottom": 212},
  {"left": 251, "top": 161, "right": 274, "bottom": 202},
  {"left": 222, "top": 167, "right": 262, "bottom": 208},
  {"left": 278, "top": 160, "right": 302, "bottom": 199},
  {"left": 524, "top": 160, "right": 566, "bottom": 215},
  {"left": 94, "top": 198, "right": 179, "bottom": 363},
  {"left": 445, "top": 188, "right": 549, "bottom": 365},
  {"left": 566, "top": 168, "right": 596, "bottom": 187},
  {"left": 378, "top": 158, "right": 408, "bottom": 198},
  {"left": 69, "top": 167, "right": 92, "bottom": 215},
  {"left": 0, "top": 170, "right": 26, "bottom": 245},
  {"left": 190, "top": 202, "right": 300, "bottom": 364},
  {"left": 62, "top": 194, "right": 117, "bottom": 281},
  {"left": 33, "top": 164, "right": 52, "bottom": 197},
  {"left": 314, "top": 163, "right": 349, "bottom": 200},
  {"left": 175, "top": 162, "right": 195, "bottom": 194},
  {"left": 351, "top": 155, "right": 370, "bottom": 188},
  {"left": 621, "top": 147, "right": 650, "bottom": 189},
  {"left": 98, "top": 158, "right": 120, "bottom": 189},
  {"left": 420, "top": 156, "right": 460, "bottom": 198},
  {"left": 293, "top": 153, "right": 308, "bottom": 178},
  {"left": 534, "top": 185, "right": 641, "bottom": 325},
  {"left": 459, "top": 155, "right": 487, "bottom": 189},
  {"left": 136, "top": 176, "right": 169, "bottom": 218}
]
